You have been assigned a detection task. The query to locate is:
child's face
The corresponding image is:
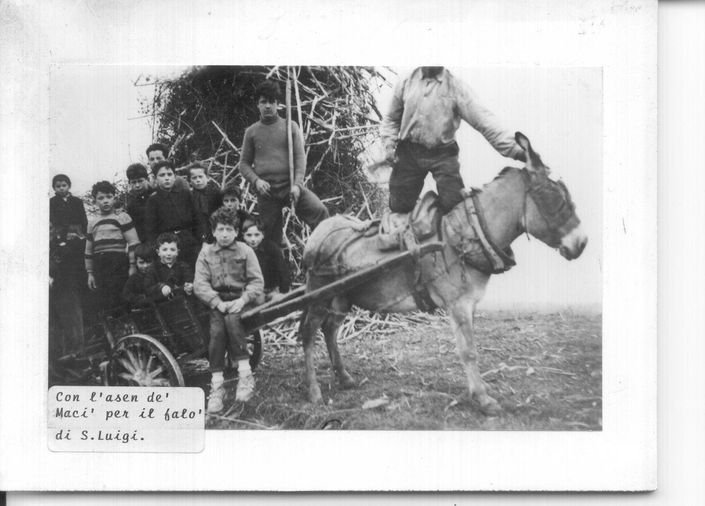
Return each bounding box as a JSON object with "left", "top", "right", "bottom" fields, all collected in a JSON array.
[
  {"left": 243, "top": 225, "right": 264, "bottom": 250},
  {"left": 155, "top": 167, "right": 175, "bottom": 190},
  {"left": 136, "top": 257, "right": 153, "bottom": 274},
  {"left": 157, "top": 241, "right": 179, "bottom": 266},
  {"left": 129, "top": 177, "right": 149, "bottom": 193},
  {"left": 94, "top": 191, "right": 116, "bottom": 214},
  {"left": 53, "top": 180, "right": 70, "bottom": 198},
  {"left": 189, "top": 169, "right": 208, "bottom": 190},
  {"left": 222, "top": 195, "right": 240, "bottom": 210},
  {"left": 257, "top": 97, "right": 279, "bottom": 120},
  {"left": 213, "top": 223, "right": 237, "bottom": 248},
  {"left": 147, "top": 150, "right": 166, "bottom": 169}
]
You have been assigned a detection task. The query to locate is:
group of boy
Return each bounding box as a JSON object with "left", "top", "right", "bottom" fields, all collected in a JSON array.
[
  {"left": 51, "top": 68, "right": 522, "bottom": 413},
  {"left": 50, "top": 79, "right": 322, "bottom": 413}
]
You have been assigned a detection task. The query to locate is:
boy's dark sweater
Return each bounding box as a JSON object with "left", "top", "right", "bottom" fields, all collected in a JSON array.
[
  {"left": 145, "top": 261, "right": 195, "bottom": 301},
  {"left": 50, "top": 194, "right": 88, "bottom": 235},
  {"left": 144, "top": 187, "right": 203, "bottom": 243},
  {"left": 122, "top": 270, "right": 152, "bottom": 308},
  {"left": 125, "top": 188, "right": 154, "bottom": 242},
  {"left": 192, "top": 181, "right": 223, "bottom": 241},
  {"left": 254, "top": 240, "right": 291, "bottom": 292}
]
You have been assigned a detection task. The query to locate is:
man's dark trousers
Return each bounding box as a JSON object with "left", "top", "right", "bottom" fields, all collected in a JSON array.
[{"left": 389, "top": 140, "right": 465, "bottom": 214}]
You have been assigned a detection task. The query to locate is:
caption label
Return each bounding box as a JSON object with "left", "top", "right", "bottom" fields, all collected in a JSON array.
[{"left": 48, "top": 386, "right": 205, "bottom": 453}]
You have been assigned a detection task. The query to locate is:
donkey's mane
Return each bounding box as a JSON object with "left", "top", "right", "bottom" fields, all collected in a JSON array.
[{"left": 481, "top": 166, "right": 523, "bottom": 190}]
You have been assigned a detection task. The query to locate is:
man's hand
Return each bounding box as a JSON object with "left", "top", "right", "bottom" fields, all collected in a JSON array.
[
  {"left": 161, "top": 285, "right": 172, "bottom": 297},
  {"left": 227, "top": 297, "right": 246, "bottom": 314},
  {"left": 289, "top": 184, "right": 301, "bottom": 207},
  {"left": 254, "top": 179, "right": 271, "bottom": 196},
  {"left": 183, "top": 282, "right": 193, "bottom": 295},
  {"left": 216, "top": 301, "right": 229, "bottom": 314},
  {"left": 87, "top": 273, "right": 97, "bottom": 290}
]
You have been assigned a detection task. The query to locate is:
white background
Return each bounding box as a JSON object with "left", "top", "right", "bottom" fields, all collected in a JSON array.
[{"left": 1, "top": 0, "right": 701, "bottom": 502}]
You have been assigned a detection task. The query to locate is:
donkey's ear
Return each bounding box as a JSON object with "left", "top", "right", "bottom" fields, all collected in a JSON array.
[
  {"left": 515, "top": 131, "right": 531, "bottom": 152},
  {"left": 515, "top": 131, "right": 544, "bottom": 173}
]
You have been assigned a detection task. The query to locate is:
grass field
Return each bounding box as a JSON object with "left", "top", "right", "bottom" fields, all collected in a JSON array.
[{"left": 195, "top": 310, "right": 602, "bottom": 431}]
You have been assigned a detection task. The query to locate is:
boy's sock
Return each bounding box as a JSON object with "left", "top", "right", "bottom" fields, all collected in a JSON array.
[
  {"left": 238, "top": 359, "right": 251, "bottom": 377},
  {"left": 211, "top": 371, "right": 224, "bottom": 388}
]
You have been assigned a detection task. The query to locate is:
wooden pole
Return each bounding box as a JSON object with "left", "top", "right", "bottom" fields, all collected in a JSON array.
[{"left": 286, "top": 69, "right": 295, "bottom": 215}]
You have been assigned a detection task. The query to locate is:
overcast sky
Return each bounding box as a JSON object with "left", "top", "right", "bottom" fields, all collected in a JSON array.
[{"left": 49, "top": 65, "right": 602, "bottom": 310}]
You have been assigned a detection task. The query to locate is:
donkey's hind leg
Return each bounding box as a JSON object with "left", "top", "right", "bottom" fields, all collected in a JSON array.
[
  {"left": 322, "top": 296, "right": 355, "bottom": 389},
  {"left": 299, "top": 304, "right": 327, "bottom": 403}
]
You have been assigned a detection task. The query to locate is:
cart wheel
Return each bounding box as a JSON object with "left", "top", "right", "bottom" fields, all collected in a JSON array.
[
  {"left": 248, "top": 330, "right": 262, "bottom": 370},
  {"left": 106, "top": 333, "right": 184, "bottom": 387}
]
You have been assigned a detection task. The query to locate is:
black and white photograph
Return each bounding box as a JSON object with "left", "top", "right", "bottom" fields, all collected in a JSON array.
[
  {"left": 47, "top": 63, "right": 601, "bottom": 430},
  {"left": 1, "top": 0, "right": 658, "bottom": 493}
]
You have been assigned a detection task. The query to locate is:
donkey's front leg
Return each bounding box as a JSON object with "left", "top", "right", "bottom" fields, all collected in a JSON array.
[
  {"left": 299, "top": 306, "right": 326, "bottom": 403},
  {"left": 449, "top": 298, "right": 501, "bottom": 415}
]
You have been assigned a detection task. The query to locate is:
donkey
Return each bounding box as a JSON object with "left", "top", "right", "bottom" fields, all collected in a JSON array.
[{"left": 299, "top": 133, "right": 587, "bottom": 414}]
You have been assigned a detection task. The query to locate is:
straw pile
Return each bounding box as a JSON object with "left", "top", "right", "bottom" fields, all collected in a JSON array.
[{"left": 136, "top": 66, "right": 392, "bottom": 277}]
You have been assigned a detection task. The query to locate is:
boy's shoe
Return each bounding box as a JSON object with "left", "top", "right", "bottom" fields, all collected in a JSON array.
[
  {"left": 235, "top": 373, "right": 255, "bottom": 402},
  {"left": 207, "top": 385, "right": 225, "bottom": 414}
]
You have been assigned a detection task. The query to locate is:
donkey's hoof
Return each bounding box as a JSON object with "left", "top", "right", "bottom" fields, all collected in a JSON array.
[
  {"left": 478, "top": 395, "right": 502, "bottom": 416},
  {"left": 308, "top": 385, "right": 323, "bottom": 404},
  {"left": 338, "top": 372, "right": 356, "bottom": 389}
]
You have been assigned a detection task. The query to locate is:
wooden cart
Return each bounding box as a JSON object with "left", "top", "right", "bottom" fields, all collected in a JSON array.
[{"left": 50, "top": 242, "right": 444, "bottom": 388}]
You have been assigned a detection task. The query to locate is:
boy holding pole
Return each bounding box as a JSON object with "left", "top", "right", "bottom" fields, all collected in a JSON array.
[{"left": 238, "top": 80, "right": 328, "bottom": 247}]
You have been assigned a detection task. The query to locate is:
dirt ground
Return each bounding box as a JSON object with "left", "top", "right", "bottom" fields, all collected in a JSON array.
[{"left": 193, "top": 310, "right": 602, "bottom": 431}]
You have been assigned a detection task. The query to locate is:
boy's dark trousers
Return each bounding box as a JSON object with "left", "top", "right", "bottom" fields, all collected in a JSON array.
[
  {"left": 173, "top": 229, "right": 200, "bottom": 268},
  {"left": 389, "top": 140, "right": 465, "bottom": 214},
  {"left": 49, "top": 281, "right": 84, "bottom": 356},
  {"left": 93, "top": 252, "right": 129, "bottom": 312},
  {"left": 208, "top": 310, "right": 249, "bottom": 372},
  {"left": 258, "top": 182, "right": 329, "bottom": 247}
]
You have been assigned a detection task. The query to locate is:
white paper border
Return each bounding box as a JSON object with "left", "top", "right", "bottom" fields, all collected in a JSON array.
[{"left": 0, "top": 0, "right": 656, "bottom": 491}]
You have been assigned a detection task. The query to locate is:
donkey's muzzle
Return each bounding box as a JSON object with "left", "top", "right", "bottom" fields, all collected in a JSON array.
[{"left": 559, "top": 225, "right": 588, "bottom": 260}]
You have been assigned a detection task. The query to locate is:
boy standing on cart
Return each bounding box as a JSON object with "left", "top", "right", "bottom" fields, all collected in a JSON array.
[{"left": 194, "top": 208, "right": 264, "bottom": 413}]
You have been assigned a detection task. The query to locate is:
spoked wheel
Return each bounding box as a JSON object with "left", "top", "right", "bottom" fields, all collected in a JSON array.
[
  {"left": 248, "top": 330, "right": 262, "bottom": 370},
  {"left": 105, "top": 334, "right": 184, "bottom": 387}
]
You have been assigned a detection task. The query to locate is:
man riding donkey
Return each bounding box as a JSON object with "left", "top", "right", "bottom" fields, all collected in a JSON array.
[{"left": 379, "top": 66, "right": 526, "bottom": 218}]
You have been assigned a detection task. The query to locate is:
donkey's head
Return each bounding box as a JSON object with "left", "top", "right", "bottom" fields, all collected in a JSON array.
[{"left": 517, "top": 132, "right": 587, "bottom": 260}]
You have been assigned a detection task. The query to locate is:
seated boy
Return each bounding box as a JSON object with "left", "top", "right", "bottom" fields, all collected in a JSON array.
[
  {"left": 124, "top": 163, "right": 153, "bottom": 242},
  {"left": 85, "top": 181, "right": 140, "bottom": 312},
  {"left": 241, "top": 215, "right": 291, "bottom": 302},
  {"left": 194, "top": 208, "right": 264, "bottom": 413},
  {"left": 144, "top": 160, "right": 204, "bottom": 267},
  {"left": 145, "top": 232, "right": 194, "bottom": 302},
  {"left": 187, "top": 162, "right": 222, "bottom": 243},
  {"left": 121, "top": 243, "right": 156, "bottom": 309}
]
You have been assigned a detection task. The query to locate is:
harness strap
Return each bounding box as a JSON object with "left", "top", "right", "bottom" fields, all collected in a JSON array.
[{"left": 468, "top": 191, "right": 516, "bottom": 273}]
